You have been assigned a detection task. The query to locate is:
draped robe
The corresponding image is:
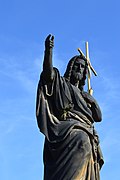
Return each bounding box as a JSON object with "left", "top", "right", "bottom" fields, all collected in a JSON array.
[{"left": 36, "top": 68, "right": 104, "bottom": 180}]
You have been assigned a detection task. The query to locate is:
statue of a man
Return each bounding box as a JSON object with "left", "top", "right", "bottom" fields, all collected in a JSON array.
[{"left": 36, "top": 35, "right": 104, "bottom": 180}]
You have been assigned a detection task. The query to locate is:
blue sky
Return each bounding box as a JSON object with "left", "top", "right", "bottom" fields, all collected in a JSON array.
[{"left": 0, "top": 0, "right": 120, "bottom": 179}]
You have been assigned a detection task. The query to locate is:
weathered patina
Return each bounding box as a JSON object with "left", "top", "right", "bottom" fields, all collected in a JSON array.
[{"left": 36, "top": 35, "right": 104, "bottom": 180}]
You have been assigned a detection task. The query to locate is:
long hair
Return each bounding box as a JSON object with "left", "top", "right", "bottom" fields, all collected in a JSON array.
[{"left": 64, "top": 55, "right": 88, "bottom": 86}]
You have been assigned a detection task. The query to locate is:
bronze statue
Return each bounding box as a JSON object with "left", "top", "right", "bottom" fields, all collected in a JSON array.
[{"left": 36, "top": 34, "right": 104, "bottom": 180}]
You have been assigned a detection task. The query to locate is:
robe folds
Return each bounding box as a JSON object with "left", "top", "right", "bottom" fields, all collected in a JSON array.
[{"left": 36, "top": 68, "right": 104, "bottom": 180}]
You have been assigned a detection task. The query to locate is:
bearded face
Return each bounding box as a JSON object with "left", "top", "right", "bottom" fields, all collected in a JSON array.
[{"left": 70, "top": 58, "right": 87, "bottom": 87}]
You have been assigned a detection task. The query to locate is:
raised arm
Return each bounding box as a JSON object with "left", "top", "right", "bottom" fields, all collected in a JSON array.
[{"left": 43, "top": 34, "right": 55, "bottom": 83}]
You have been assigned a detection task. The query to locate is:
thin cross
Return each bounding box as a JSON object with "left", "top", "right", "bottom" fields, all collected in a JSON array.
[{"left": 77, "top": 42, "right": 97, "bottom": 95}]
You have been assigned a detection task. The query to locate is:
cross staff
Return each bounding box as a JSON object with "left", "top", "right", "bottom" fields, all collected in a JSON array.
[{"left": 77, "top": 42, "right": 97, "bottom": 95}]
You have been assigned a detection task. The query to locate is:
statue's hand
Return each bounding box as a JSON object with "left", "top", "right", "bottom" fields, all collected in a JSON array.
[{"left": 45, "top": 34, "right": 54, "bottom": 50}]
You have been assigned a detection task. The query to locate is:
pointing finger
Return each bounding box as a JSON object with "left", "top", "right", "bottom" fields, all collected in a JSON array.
[{"left": 46, "top": 34, "right": 51, "bottom": 41}]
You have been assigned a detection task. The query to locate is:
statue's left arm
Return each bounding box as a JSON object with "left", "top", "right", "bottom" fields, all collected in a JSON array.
[{"left": 82, "top": 92, "right": 102, "bottom": 122}]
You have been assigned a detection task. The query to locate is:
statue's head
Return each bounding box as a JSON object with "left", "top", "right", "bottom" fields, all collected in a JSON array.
[{"left": 64, "top": 55, "right": 88, "bottom": 89}]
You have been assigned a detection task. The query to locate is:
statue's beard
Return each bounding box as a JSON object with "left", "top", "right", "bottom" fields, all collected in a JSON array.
[
  {"left": 70, "top": 71, "right": 86, "bottom": 88},
  {"left": 72, "top": 71, "right": 83, "bottom": 82}
]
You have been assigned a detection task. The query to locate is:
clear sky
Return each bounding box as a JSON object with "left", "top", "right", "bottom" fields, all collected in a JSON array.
[{"left": 0, "top": 0, "right": 120, "bottom": 179}]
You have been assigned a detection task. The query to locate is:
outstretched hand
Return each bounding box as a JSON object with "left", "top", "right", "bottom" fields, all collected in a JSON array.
[{"left": 45, "top": 34, "right": 54, "bottom": 50}]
